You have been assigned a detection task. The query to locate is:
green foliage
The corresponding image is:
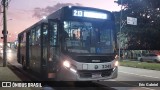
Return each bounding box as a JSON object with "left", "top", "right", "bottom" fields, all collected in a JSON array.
[
  {"left": 120, "top": 61, "right": 160, "bottom": 71},
  {"left": 114, "top": 0, "right": 160, "bottom": 50}
]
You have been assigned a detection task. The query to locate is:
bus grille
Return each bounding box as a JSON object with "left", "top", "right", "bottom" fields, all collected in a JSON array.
[
  {"left": 78, "top": 69, "right": 113, "bottom": 78},
  {"left": 76, "top": 56, "right": 114, "bottom": 63}
]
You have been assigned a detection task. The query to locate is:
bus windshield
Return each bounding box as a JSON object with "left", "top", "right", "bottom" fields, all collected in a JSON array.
[{"left": 63, "top": 21, "right": 114, "bottom": 54}]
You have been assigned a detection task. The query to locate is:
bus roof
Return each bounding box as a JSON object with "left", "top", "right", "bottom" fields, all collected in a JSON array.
[
  {"left": 63, "top": 6, "right": 112, "bottom": 13},
  {"left": 19, "top": 6, "right": 114, "bottom": 35},
  {"left": 19, "top": 19, "right": 47, "bottom": 35},
  {"left": 47, "top": 6, "right": 113, "bottom": 20}
]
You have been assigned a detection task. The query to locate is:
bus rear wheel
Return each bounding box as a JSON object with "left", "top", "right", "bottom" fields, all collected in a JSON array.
[
  {"left": 154, "top": 59, "right": 158, "bottom": 63},
  {"left": 140, "top": 58, "right": 143, "bottom": 62}
]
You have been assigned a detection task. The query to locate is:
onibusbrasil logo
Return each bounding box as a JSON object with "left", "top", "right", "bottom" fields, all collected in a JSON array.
[{"left": 1, "top": 82, "right": 42, "bottom": 87}]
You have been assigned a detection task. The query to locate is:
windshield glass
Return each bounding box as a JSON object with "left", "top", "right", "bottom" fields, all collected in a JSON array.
[{"left": 63, "top": 21, "right": 114, "bottom": 54}]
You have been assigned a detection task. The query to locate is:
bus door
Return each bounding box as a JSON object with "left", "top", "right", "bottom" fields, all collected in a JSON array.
[
  {"left": 41, "top": 23, "right": 49, "bottom": 78},
  {"left": 47, "top": 19, "right": 60, "bottom": 79},
  {"left": 17, "top": 35, "right": 21, "bottom": 63},
  {"left": 26, "top": 32, "right": 30, "bottom": 68}
]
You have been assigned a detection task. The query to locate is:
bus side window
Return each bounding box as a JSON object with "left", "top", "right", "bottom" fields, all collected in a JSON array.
[
  {"left": 22, "top": 33, "right": 26, "bottom": 47},
  {"left": 50, "top": 22, "right": 58, "bottom": 46},
  {"left": 43, "top": 25, "right": 48, "bottom": 46},
  {"left": 35, "top": 26, "right": 41, "bottom": 45},
  {"left": 29, "top": 31, "right": 32, "bottom": 46},
  {"left": 31, "top": 28, "right": 36, "bottom": 45},
  {"left": 23, "top": 33, "right": 26, "bottom": 42},
  {"left": 20, "top": 34, "right": 24, "bottom": 47}
]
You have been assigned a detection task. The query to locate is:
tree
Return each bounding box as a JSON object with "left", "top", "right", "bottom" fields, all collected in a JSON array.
[{"left": 115, "top": 0, "right": 160, "bottom": 50}]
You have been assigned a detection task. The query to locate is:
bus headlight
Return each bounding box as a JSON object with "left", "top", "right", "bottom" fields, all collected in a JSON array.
[
  {"left": 114, "top": 61, "right": 119, "bottom": 67},
  {"left": 63, "top": 60, "right": 71, "bottom": 68},
  {"left": 63, "top": 60, "right": 77, "bottom": 73}
]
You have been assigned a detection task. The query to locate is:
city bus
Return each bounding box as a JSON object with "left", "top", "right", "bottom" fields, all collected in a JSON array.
[{"left": 17, "top": 6, "right": 118, "bottom": 81}]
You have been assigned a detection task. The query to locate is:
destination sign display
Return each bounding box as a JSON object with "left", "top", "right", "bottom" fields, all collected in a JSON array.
[{"left": 73, "top": 9, "right": 108, "bottom": 19}]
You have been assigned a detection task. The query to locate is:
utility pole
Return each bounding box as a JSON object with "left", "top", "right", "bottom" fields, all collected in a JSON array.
[
  {"left": 2, "top": 0, "right": 8, "bottom": 67},
  {"left": 119, "top": 0, "right": 123, "bottom": 61}
]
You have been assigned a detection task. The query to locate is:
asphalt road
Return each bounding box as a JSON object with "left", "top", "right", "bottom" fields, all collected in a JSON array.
[
  {"left": 1, "top": 48, "right": 160, "bottom": 90},
  {"left": 95, "top": 63, "right": 160, "bottom": 90}
]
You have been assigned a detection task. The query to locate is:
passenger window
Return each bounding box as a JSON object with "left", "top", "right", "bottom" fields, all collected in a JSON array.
[
  {"left": 23, "top": 33, "right": 26, "bottom": 42},
  {"left": 42, "top": 24, "right": 48, "bottom": 46},
  {"left": 31, "top": 28, "right": 36, "bottom": 45},
  {"left": 20, "top": 34, "right": 24, "bottom": 46},
  {"left": 36, "top": 26, "right": 41, "bottom": 44},
  {"left": 50, "top": 22, "right": 58, "bottom": 46},
  {"left": 29, "top": 32, "right": 32, "bottom": 45}
]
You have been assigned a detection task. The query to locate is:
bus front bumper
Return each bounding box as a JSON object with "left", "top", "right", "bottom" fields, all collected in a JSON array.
[{"left": 56, "top": 66, "right": 118, "bottom": 81}]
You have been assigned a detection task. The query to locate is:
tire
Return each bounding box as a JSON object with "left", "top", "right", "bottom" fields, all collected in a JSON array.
[
  {"left": 154, "top": 59, "right": 158, "bottom": 63},
  {"left": 140, "top": 58, "right": 143, "bottom": 62}
]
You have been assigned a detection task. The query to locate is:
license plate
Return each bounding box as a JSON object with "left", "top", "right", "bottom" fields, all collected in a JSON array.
[
  {"left": 92, "top": 73, "right": 101, "bottom": 78},
  {"left": 87, "top": 63, "right": 112, "bottom": 70},
  {"left": 93, "top": 64, "right": 111, "bottom": 70},
  {"left": 102, "top": 64, "right": 111, "bottom": 69}
]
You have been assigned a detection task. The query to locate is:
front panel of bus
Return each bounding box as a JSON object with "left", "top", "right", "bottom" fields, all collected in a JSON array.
[
  {"left": 49, "top": 7, "right": 118, "bottom": 81},
  {"left": 49, "top": 6, "right": 118, "bottom": 81}
]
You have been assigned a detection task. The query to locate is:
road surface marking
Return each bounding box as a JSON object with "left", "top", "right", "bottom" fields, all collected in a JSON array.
[
  {"left": 141, "top": 87, "right": 155, "bottom": 90},
  {"left": 119, "top": 71, "right": 160, "bottom": 79}
]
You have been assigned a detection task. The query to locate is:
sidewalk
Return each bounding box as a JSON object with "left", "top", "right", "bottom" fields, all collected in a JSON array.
[
  {"left": 0, "top": 57, "right": 42, "bottom": 90},
  {"left": 0, "top": 57, "right": 21, "bottom": 81}
]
